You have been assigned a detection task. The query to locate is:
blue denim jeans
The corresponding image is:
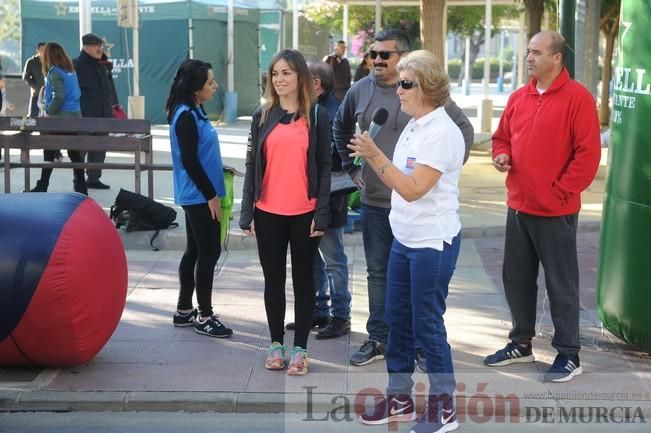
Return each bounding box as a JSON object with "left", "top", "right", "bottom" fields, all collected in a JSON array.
[
  {"left": 314, "top": 226, "right": 351, "bottom": 320},
  {"left": 28, "top": 94, "right": 40, "bottom": 118},
  {"left": 361, "top": 203, "right": 393, "bottom": 344},
  {"left": 385, "top": 235, "right": 461, "bottom": 400}
]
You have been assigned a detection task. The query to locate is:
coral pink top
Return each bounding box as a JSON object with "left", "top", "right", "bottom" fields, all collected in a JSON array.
[{"left": 256, "top": 117, "right": 316, "bottom": 215}]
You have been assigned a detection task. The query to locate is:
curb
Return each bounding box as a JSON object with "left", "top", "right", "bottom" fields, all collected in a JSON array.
[
  {"left": 2, "top": 390, "right": 650, "bottom": 418},
  {"left": 120, "top": 220, "right": 603, "bottom": 252}
]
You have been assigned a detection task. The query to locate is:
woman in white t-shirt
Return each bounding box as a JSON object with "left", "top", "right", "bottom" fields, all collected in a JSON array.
[{"left": 349, "top": 50, "right": 464, "bottom": 433}]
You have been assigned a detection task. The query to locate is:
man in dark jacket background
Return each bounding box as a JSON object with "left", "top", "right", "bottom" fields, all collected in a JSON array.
[
  {"left": 73, "top": 33, "right": 119, "bottom": 189},
  {"left": 323, "top": 40, "right": 352, "bottom": 102},
  {"left": 22, "top": 42, "right": 45, "bottom": 118}
]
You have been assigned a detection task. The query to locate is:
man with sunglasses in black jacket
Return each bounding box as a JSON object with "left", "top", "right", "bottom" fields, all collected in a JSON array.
[{"left": 333, "top": 29, "right": 474, "bottom": 368}]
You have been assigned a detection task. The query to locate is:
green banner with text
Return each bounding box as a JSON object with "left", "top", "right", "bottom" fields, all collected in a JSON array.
[{"left": 597, "top": 0, "right": 651, "bottom": 352}]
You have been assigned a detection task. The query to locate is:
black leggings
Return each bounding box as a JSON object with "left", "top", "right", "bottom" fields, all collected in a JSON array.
[
  {"left": 177, "top": 203, "right": 222, "bottom": 317},
  {"left": 254, "top": 208, "right": 320, "bottom": 349}
]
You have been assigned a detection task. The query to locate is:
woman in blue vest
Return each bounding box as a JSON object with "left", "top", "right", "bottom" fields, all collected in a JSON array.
[
  {"left": 30, "top": 42, "right": 87, "bottom": 194},
  {"left": 165, "top": 59, "right": 232, "bottom": 338}
]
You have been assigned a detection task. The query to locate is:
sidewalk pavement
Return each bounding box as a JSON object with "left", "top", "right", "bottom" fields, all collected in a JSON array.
[{"left": 2, "top": 111, "right": 649, "bottom": 425}]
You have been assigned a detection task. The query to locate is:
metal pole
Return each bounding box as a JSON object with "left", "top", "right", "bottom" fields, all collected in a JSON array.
[
  {"left": 224, "top": 0, "right": 237, "bottom": 124},
  {"left": 479, "top": 0, "right": 493, "bottom": 133},
  {"left": 559, "top": 0, "right": 576, "bottom": 77},
  {"left": 227, "top": 0, "right": 234, "bottom": 92},
  {"left": 132, "top": 0, "right": 139, "bottom": 98},
  {"left": 292, "top": 0, "right": 299, "bottom": 49},
  {"left": 482, "top": 0, "right": 492, "bottom": 98},
  {"left": 517, "top": 11, "right": 525, "bottom": 87},
  {"left": 497, "top": 30, "right": 505, "bottom": 92},
  {"left": 443, "top": 3, "right": 448, "bottom": 72},
  {"left": 79, "top": 0, "right": 91, "bottom": 49},
  {"left": 128, "top": 0, "right": 144, "bottom": 119},
  {"left": 511, "top": 31, "right": 518, "bottom": 90},
  {"left": 343, "top": 4, "right": 349, "bottom": 51},
  {"left": 375, "top": 0, "right": 381, "bottom": 33},
  {"left": 463, "top": 36, "right": 471, "bottom": 96},
  {"left": 188, "top": 0, "right": 194, "bottom": 59}
]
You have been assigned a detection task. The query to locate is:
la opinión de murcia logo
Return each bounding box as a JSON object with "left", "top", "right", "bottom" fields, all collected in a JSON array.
[{"left": 300, "top": 383, "right": 647, "bottom": 425}]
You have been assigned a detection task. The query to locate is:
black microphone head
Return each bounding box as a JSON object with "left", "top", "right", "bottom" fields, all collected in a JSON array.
[{"left": 372, "top": 107, "right": 389, "bottom": 126}]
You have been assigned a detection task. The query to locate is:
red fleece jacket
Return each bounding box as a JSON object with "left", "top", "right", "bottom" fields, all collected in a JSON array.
[{"left": 492, "top": 68, "right": 601, "bottom": 216}]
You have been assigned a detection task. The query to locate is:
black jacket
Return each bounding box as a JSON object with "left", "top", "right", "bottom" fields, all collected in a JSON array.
[
  {"left": 22, "top": 55, "right": 44, "bottom": 93},
  {"left": 73, "top": 51, "right": 115, "bottom": 117},
  {"left": 239, "top": 104, "right": 332, "bottom": 231},
  {"left": 318, "top": 89, "right": 349, "bottom": 228}
]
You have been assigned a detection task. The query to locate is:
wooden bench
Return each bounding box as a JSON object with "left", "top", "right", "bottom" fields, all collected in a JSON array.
[{"left": 0, "top": 116, "right": 170, "bottom": 198}]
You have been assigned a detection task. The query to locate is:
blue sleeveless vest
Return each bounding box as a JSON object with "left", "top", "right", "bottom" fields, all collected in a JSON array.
[
  {"left": 170, "top": 104, "right": 226, "bottom": 205},
  {"left": 45, "top": 66, "right": 81, "bottom": 113}
]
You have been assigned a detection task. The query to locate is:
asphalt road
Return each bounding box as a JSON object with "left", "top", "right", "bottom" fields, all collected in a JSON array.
[{"left": 1, "top": 411, "right": 648, "bottom": 433}]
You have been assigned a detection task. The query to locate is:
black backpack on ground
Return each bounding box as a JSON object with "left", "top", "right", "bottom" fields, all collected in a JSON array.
[{"left": 110, "top": 188, "right": 178, "bottom": 251}]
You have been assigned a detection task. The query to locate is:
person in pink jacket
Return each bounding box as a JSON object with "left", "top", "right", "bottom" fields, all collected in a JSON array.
[{"left": 484, "top": 31, "right": 601, "bottom": 383}]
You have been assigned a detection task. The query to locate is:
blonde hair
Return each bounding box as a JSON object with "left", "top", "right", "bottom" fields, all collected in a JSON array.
[
  {"left": 397, "top": 50, "right": 449, "bottom": 109},
  {"left": 261, "top": 49, "right": 315, "bottom": 127}
]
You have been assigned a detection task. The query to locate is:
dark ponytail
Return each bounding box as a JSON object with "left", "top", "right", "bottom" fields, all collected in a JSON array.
[{"left": 165, "top": 59, "right": 213, "bottom": 124}]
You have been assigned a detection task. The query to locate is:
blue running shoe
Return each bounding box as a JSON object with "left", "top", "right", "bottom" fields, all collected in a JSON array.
[
  {"left": 544, "top": 354, "right": 583, "bottom": 382},
  {"left": 484, "top": 340, "right": 534, "bottom": 367}
]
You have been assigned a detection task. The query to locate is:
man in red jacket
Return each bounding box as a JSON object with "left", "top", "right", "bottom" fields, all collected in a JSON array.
[{"left": 484, "top": 31, "right": 601, "bottom": 383}]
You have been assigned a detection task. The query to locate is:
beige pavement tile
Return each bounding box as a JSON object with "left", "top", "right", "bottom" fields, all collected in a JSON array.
[
  {"left": 92, "top": 341, "right": 172, "bottom": 364},
  {"left": 457, "top": 239, "right": 486, "bottom": 267},
  {"left": 110, "top": 320, "right": 180, "bottom": 341},
  {"left": 450, "top": 267, "right": 500, "bottom": 294},
  {"left": 146, "top": 360, "right": 251, "bottom": 392},
  {"left": 47, "top": 364, "right": 155, "bottom": 391}
]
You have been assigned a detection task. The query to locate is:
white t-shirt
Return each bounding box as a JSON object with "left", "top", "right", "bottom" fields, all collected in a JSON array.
[{"left": 389, "top": 106, "right": 464, "bottom": 250}]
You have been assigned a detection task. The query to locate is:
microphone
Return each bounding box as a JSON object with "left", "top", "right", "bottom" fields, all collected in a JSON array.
[{"left": 354, "top": 107, "right": 389, "bottom": 166}]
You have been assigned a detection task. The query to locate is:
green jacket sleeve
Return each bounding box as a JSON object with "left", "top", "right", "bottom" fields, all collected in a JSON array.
[{"left": 45, "top": 71, "right": 65, "bottom": 116}]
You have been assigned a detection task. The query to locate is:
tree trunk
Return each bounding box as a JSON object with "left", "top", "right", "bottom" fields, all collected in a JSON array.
[
  {"left": 421, "top": 0, "right": 446, "bottom": 61},
  {"left": 600, "top": 18, "right": 619, "bottom": 126},
  {"left": 524, "top": 0, "right": 545, "bottom": 42}
]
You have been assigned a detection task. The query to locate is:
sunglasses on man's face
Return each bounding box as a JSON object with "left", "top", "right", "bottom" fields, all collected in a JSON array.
[
  {"left": 398, "top": 79, "right": 417, "bottom": 90},
  {"left": 369, "top": 50, "right": 402, "bottom": 60}
]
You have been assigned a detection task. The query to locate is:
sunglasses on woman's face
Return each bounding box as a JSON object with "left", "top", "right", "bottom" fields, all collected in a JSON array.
[
  {"left": 398, "top": 80, "right": 417, "bottom": 90},
  {"left": 369, "top": 50, "right": 401, "bottom": 60}
]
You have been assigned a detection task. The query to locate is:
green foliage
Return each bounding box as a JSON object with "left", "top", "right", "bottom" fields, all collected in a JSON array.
[
  {"left": 308, "top": 4, "right": 420, "bottom": 35},
  {"left": 545, "top": 0, "right": 558, "bottom": 29},
  {"left": 302, "top": 1, "right": 518, "bottom": 59},
  {"left": 447, "top": 5, "right": 519, "bottom": 38},
  {"left": 600, "top": 0, "right": 620, "bottom": 32},
  {"left": 0, "top": 0, "right": 20, "bottom": 73},
  {"left": 448, "top": 57, "right": 513, "bottom": 81},
  {"left": 0, "top": 0, "right": 20, "bottom": 44},
  {"left": 303, "top": 1, "right": 421, "bottom": 53}
]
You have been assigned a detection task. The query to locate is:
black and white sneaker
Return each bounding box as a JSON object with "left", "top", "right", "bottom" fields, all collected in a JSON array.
[
  {"left": 194, "top": 315, "right": 233, "bottom": 338},
  {"left": 544, "top": 354, "right": 583, "bottom": 382},
  {"left": 359, "top": 394, "right": 416, "bottom": 425},
  {"left": 173, "top": 309, "right": 197, "bottom": 327},
  {"left": 484, "top": 340, "right": 535, "bottom": 367},
  {"left": 350, "top": 340, "right": 386, "bottom": 366}
]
